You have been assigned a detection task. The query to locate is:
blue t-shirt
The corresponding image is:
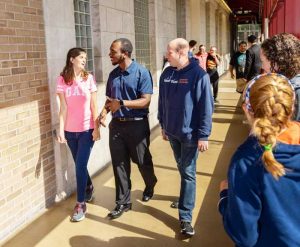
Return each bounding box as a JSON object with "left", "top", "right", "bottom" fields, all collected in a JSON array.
[
  {"left": 106, "top": 60, "right": 153, "bottom": 118},
  {"left": 229, "top": 51, "right": 246, "bottom": 79}
]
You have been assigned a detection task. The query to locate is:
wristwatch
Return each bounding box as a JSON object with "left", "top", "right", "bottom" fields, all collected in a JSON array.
[{"left": 119, "top": 100, "right": 124, "bottom": 107}]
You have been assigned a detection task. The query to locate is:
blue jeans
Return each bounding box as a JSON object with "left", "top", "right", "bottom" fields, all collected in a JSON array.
[
  {"left": 65, "top": 129, "right": 94, "bottom": 203},
  {"left": 169, "top": 136, "right": 199, "bottom": 222}
]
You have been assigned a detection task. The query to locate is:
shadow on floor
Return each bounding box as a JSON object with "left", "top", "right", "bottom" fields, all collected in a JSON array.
[
  {"left": 191, "top": 95, "right": 249, "bottom": 246},
  {"left": 3, "top": 74, "right": 247, "bottom": 247},
  {"left": 69, "top": 235, "right": 190, "bottom": 247}
]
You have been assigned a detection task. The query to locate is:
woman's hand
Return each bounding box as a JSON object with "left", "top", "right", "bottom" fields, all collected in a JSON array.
[
  {"left": 92, "top": 128, "right": 101, "bottom": 141},
  {"left": 57, "top": 130, "right": 67, "bottom": 143}
]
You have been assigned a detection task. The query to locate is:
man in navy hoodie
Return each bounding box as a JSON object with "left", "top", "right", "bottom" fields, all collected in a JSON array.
[{"left": 158, "top": 38, "right": 214, "bottom": 236}]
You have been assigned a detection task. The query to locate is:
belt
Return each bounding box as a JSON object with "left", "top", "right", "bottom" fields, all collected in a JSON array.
[{"left": 113, "top": 117, "right": 147, "bottom": 122}]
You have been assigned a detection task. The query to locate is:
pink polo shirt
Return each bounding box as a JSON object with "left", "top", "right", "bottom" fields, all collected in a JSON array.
[
  {"left": 194, "top": 53, "right": 208, "bottom": 71},
  {"left": 56, "top": 74, "right": 97, "bottom": 132}
]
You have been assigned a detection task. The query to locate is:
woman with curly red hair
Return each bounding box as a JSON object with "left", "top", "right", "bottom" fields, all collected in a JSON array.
[{"left": 260, "top": 33, "right": 300, "bottom": 120}]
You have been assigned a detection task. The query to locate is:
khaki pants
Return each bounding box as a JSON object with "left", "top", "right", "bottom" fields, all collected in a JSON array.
[{"left": 236, "top": 78, "right": 247, "bottom": 93}]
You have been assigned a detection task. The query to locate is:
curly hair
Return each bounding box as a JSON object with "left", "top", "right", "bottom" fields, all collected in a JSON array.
[
  {"left": 249, "top": 74, "right": 295, "bottom": 179},
  {"left": 261, "top": 33, "right": 300, "bottom": 79}
]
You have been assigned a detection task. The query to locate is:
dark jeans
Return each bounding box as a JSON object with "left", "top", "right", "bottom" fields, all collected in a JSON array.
[
  {"left": 168, "top": 136, "right": 199, "bottom": 222},
  {"left": 65, "top": 129, "right": 94, "bottom": 203},
  {"left": 207, "top": 68, "right": 219, "bottom": 99},
  {"left": 109, "top": 118, "right": 157, "bottom": 205}
]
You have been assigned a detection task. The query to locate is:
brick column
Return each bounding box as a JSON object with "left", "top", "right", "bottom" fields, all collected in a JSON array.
[{"left": 0, "top": 0, "right": 56, "bottom": 242}]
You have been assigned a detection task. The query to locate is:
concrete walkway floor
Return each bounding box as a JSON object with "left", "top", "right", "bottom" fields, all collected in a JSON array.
[{"left": 3, "top": 73, "right": 249, "bottom": 247}]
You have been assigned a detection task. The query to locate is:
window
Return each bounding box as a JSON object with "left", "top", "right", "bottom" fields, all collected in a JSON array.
[
  {"left": 74, "top": 0, "right": 94, "bottom": 72},
  {"left": 176, "top": 0, "right": 186, "bottom": 38},
  {"left": 134, "top": 0, "right": 150, "bottom": 70},
  {"left": 236, "top": 24, "right": 261, "bottom": 50}
]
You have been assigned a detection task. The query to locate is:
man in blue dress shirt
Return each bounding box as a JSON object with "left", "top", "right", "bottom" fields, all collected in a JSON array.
[{"left": 99, "top": 38, "right": 157, "bottom": 219}]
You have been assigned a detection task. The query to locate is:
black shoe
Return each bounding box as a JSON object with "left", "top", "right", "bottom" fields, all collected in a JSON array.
[
  {"left": 142, "top": 192, "right": 153, "bottom": 202},
  {"left": 85, "top": 185, "right": 94, "bottom": 202},
  {"left": 107, "top": 204, "right": 132, "bottom": 219},
  {"left": 142, "top": 183, "right": 156, "bottom": 202},
  {"left": 142, "top": 187, "right": 154, "bottom": 202},
  {"left": 170, "top": 201, "right": 179, "bottom": 208},
  {"left": 142, "top": 180, "right": 157, "bottom": 202},
  {"left": 180, "top": 221, "right": 195, "bottom": 236}
]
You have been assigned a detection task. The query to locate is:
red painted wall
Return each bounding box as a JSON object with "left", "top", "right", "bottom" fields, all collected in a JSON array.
[
  {"left": 284, "top": 0, "right": 300, "bottom": 37},
  {"left": 263, "top": 0, "right": 300, "bottom": 38}
]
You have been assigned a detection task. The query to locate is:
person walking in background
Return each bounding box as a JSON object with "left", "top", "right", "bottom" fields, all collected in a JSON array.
[
  {"left": 243, "top": 35, "right": 262, "bottom": 81},
  {"left": 99, "top": 38, "right": 157, "bottom": 220},
  {"left": 188, "top": 40, "right": 197, "bottom": 58},
  {"left": 207, "top": 46, "right": 221, "bottom": 103},
  {"left": 56, "top": 47, "right": 100, "bottom": 222},
  {"left": 194, "top": 44, "right": 208, "bottom": 71},
  {"left": 219, "top": 73, "right": 300, "bottom": 247},
  {"left": 162, "top": 54, "right": 170, "bottom": 72},
  {"left": 158, "top": 38, "right": 214, "bottom": 236},
  {"left": 260, "top": 33, "right": 300, "bottom": 121},
  {"left": 229, "top": 41, "right": 247, "bottom": 93}
]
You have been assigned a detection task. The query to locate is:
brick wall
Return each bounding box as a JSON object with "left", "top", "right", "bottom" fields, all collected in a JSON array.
[{"left": 0, "top": 0, "right": 56, "bottom": 242}]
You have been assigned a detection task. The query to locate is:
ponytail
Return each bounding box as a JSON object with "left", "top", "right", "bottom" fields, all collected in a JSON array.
[
  {"left": 253, "top": 118, "right": 285, "bottom": 179},
  {"left": 246, "top": 74, "right": 294, "bottom": 179}
]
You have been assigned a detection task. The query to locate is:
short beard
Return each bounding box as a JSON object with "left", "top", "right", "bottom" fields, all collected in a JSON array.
[{"left": 111, "top": 56, "right": 125, "bottom": 66}]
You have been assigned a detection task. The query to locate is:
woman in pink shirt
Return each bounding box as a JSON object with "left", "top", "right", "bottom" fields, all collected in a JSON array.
[
  {"left": 194, "top": 44, "right": 208, "bottom": 71},
  {"left": 56, "top": 47, "right": 100, "bottom": 222}
]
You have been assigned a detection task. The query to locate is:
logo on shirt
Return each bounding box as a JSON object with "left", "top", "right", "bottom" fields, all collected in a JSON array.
[
  {"left": 179, "top": 79, "right": 188, "bottom": 84},
  {"left": 237, "top": 54, "right": 246, "bottom": 73},
  {"left": 164, "top": 78, "right": 178, "bottom": 84},
  {"left": 62, "top": 83, "right": 91, "bottom": 98},
  {"left": 163, "top": 71, "right": 177, "bottom": 84},
  {"left": 66, "top": 86, "right": 84, "bottom": 97}
]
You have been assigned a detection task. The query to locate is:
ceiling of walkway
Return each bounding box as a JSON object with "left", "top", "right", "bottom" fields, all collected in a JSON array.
[
  {"left": 225, "top": 0, "right": 260, "bottom": 13},
  {"left": 225, "top": 0, "right": 261, "bottom": 23}
]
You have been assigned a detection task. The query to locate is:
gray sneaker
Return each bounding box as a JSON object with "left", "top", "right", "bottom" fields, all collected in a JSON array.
[
  {"left": 85, "top": 185, "right": 94, "bottom": 202},
  {"left": 180, "top": 221, "right": 195, "bottom": 236},
  {"left": 170, "top": 201, "right": 179, "bottom": 208},
  {"left": 70, "top": 203, "right": 86, "bottom": 222}
]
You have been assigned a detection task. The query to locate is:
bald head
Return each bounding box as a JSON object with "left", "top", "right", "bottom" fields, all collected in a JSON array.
[
  {"left": 168, "top": 38, "right": 189, "bottom": 53},
  {"left": 166, "top": 38, "right": 189, "bottom": 68}
]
